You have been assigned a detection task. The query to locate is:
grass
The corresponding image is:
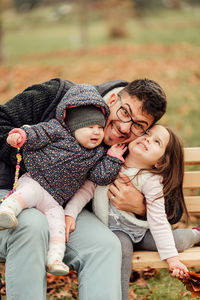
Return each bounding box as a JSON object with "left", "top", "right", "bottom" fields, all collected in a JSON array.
[{"left": 129, "top": 268, "right": 200, "bottom": 299}]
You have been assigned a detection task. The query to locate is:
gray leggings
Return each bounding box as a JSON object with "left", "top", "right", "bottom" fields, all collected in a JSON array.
[{"left": 114, "top": 228, "right": 200, "bottom": 300}]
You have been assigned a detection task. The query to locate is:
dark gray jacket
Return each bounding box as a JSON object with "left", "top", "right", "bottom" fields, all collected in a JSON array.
[{"left": 20, "top": 84, "right": 122, "bottom": 206}]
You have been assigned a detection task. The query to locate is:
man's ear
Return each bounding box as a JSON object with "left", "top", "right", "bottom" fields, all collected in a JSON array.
[{"left": 107, "top": 93, "right": 118, "bottom": 107}]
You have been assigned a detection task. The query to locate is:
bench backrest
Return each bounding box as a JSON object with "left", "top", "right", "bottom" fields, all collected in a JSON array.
[
  {"left": 183, "top": 147, "right": 200, "bottom": 214},
  {"left": 132, "top": 147, "right": 200, "bottom": 270}
]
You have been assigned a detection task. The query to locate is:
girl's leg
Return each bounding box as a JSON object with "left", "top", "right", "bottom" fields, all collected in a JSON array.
[
  {"left": 172, "top": 228, "right": 200, "bottom": 251},
  {"left": 114, "top": 231, "right": 133, "bottom": 300},
  {"left": 136, "top": 228, "right": 200, "bottom": 252}
]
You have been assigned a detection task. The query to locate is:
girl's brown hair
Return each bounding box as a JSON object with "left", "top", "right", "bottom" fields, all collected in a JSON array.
[{"left": 146, "top": 126, "right": 189, "bottom": 222}]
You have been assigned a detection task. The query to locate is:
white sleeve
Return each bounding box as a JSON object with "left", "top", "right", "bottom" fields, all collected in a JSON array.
[{"left": 142, "top": 175, "right": 178, "bottom": 260}]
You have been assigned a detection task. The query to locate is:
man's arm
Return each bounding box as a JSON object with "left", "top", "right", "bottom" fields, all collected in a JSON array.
[
  {"left": 0, "top": 79, "right": 62, "bottom": 165},
  {"left": 107, "top": 172, "right": 146, "bottom": 216}
]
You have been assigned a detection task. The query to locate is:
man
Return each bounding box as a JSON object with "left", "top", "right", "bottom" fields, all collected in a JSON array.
[{"left": 0, "top": 78, "right": 168, "bottom": 300}]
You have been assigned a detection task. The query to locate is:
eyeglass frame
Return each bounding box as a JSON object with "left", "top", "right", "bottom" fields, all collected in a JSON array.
[{"left": 116, "top": 94, "right": 148, "bottom": 137}]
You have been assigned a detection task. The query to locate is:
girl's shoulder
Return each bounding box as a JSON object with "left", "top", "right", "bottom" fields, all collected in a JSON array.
[
  {"left": 121, "top": 167, "right": 163, "bottom": 192},
  {"left": 121, "top": 167, "right": 153, "bottom": 191}
]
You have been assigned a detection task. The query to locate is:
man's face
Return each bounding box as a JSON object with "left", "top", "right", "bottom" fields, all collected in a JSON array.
[{"left": 103, "top": 93, "right": 155, "bottom": 146}]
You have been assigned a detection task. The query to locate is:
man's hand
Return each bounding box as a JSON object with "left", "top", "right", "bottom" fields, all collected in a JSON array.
[
  {"left": 107, "top": 172, "right": 146, "bottom": 216},
  {"left": 65, "top": 215, "right": 76, "bottom": 242},
  {"left": 7, "top": 133, "right": 22, "bottom": 148}
]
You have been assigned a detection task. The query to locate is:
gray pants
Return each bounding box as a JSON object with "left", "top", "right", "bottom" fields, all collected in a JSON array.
[{"left": 114, "top": 228, "right": 200, "bottom": 300}]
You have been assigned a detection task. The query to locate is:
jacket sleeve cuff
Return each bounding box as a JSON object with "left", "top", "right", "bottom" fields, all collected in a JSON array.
[{"left": 9, "top": 128, "right": 27, "bottom": 147}]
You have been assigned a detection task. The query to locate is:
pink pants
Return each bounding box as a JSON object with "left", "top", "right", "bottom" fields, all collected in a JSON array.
[{"left": 14, "top": 173, "right": 65, "bottom": 242}]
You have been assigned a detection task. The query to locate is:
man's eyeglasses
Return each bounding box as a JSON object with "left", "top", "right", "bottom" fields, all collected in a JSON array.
[{"left": 116, "top": 95, "right": 147, "bottom": 137}]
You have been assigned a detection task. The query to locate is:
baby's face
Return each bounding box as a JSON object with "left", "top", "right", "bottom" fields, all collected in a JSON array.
[{"left": 75, "top": 124, "right": 104, "bottom": 149}]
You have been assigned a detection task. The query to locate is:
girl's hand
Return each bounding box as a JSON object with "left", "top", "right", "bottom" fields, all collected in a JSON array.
[
  {"left": 65, "top": 215, "right": 76, "bottom": 242},
  {"left": 107, "top": 144, "right": 127, "bottom": 162},
  {"left": 7, "top": 133, "right": 22, "bottom": 148},
  {"left": 110, "top": 143, "right": 127, "bottom": 156},
  {"left": 166, "top": 256, "right": 189, "bottom": 279}
]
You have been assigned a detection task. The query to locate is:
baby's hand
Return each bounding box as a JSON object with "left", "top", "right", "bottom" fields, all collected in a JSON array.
[
  {"left": 7, "top": 133, "right": 22, "bottom": 148},
  {"left": 65, "top": 215, "right": 76, "bottom": 242},
  {"left": 110, "top": 143, "right": 127, "bottom": 156},
  {"left": 166, "top": 256, "right": 188, "bottom": 279}
]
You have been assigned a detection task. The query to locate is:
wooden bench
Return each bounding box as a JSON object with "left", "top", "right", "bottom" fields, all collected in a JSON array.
[{"left": 132, "top": 147, "right": 200, "bottom": 270}]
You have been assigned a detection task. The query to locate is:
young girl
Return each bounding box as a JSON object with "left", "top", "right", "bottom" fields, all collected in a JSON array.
[
  {"left": 0, "top": 84, "right": 126, "bottom": 276},
  {"left": 64, "top": 124, "right": 200, "bottom": 299},
  {"left": 93, "top": 124, "right": 189, "bottom": 299}
]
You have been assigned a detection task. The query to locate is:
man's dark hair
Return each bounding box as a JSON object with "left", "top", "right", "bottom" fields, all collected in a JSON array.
[{"left": 120, "top": 79, "right": 167, "bottom": 123}]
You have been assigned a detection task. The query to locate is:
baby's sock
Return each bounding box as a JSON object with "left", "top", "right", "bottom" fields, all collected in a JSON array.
[
  {"left": 47, "top": 240, "right": 66, "bottom": 264},
  {"left": 47, "top": 240, "right": 69, "bottom": 275}
]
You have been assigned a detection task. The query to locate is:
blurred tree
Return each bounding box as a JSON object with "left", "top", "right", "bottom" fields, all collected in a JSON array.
[
  {"left": 167, "top": 0, "right": 182, "bottom": 8},
  {"left": 77, "top": 0, "right": 88, "bottom": 50},
  {"left": 133, "top": 0, "right": 165, "bottom": 13},
  {"left": 104, "top": 0, "right": 134, "bottom": 38},
  {"left": 12, "top": 0, "right": 41, "bottom": 12},
  {"left": 132, "top": 0, "right": 189, "bottom": 12}
]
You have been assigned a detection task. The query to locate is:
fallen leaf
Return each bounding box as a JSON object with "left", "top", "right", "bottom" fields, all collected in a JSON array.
[{"left": 179, "top": 271, "right": 200, "bottom": 297}]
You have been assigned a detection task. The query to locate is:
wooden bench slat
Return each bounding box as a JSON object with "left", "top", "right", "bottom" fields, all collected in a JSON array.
[
  {"left": 183, "top": 171, "right": 200, "bottom": 189},
  {"left": 185, "top": 196, "right": 200, "bottom": 212},
  {"left": 133, "top": 247, "right": 200, "bottom": 270},
  {"left": 184, "top": 147, "right": 200, "bottom": 165}
]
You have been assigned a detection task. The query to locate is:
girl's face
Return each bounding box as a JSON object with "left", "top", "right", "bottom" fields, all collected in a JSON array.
[
  {"left": 75, "top": 124, "right": 104, "bottom": 149},
  {"left": 127, "top": 125, "right": 170, "bottom": 169}
]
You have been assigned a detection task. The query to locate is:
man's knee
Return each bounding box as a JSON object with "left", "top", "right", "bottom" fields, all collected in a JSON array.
[
  {"left": 104, "top": 231, "right": 122, "bottom": 255},
  {"left": 17, "top": 208, "right": 49, "bottom": 239}
]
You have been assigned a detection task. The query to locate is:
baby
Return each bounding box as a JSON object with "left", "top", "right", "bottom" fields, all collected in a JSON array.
[{"left": 0, "top": 84, "right": 126, "bottom": 275}]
